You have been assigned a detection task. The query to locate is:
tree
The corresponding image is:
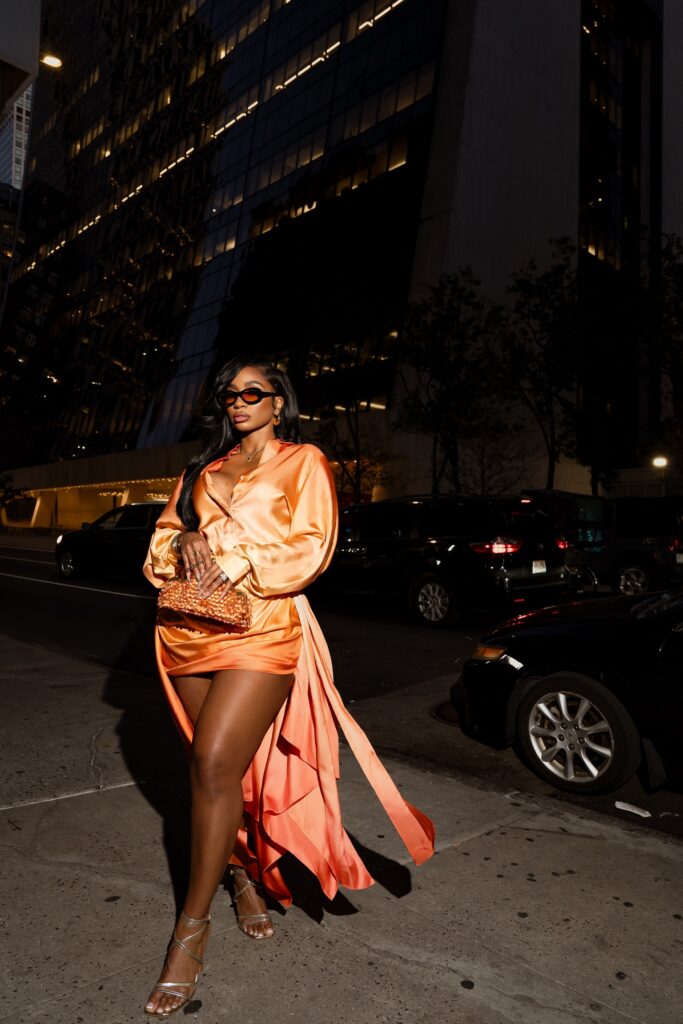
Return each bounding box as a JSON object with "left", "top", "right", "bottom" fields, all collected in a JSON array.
[
  {"left": 0, "top": 472, "right": 22, "bottom": 509},
  {"left": 505, "top": 239, "right": 579, "bottom": 489},
  {"left": 0, "top": 472, "right": 26, "bottom": 526},
  {"left": 310, "top": 334, "right": 393, "bottom": 503},
  {"left": 395, "top": 269, "right": 496, "bottom": 494}
]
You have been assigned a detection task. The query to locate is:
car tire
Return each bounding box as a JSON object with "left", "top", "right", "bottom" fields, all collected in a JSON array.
[
  {"left": 514, "top": 672, "right": 641, "bottom": 795},
  {"left": 57, "top": 548, "right": 79, "bottom": 578},
  {"left": 612, "top": 563, "right": 650, "bottom": 597},
  {"left": 410, "top": 574, "right": 460, "bottom": 627}
]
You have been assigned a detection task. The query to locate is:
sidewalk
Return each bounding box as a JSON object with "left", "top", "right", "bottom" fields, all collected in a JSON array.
[{"left": 1, "top": 633, "right": 681, "bottom": 1024}]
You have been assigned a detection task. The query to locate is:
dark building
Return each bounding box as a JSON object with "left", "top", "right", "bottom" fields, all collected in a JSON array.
[
  {"left": 4, "top": 0, "right": 683, "bottom": 528},
  {"left": 2, "top": 0, "right": 442, "bottom": 471},
  {"left": 577, "top": 0, "right": 664, "bottom": 482},
  {"left": 0, "top": 182, "right": 20, "bottom": 288}
]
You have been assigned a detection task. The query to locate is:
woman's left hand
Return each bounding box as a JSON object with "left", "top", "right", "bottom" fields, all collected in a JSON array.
[{"left": 197, "top": 560, "right": 234, "bottom": 599}]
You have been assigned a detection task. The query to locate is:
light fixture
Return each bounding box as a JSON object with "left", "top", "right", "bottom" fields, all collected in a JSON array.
[
  {"left": 41, "top": 53, "right": 63, "bottom": 68},
  {"left": 652, "top": 456, "right": 668, "bottom": 469}
]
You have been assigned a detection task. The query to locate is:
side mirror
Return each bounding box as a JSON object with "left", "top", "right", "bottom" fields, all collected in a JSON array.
[{"left": 81, "top": 521, "right": 92, "bottom": 530}]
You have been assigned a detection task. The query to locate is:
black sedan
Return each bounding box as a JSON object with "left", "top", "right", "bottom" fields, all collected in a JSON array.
[
  {"left": 55, "top": 501, "right": 166, "bottom": 578},
  {"left": 450, "top": 592, "right": 683, "bottom": 794}
]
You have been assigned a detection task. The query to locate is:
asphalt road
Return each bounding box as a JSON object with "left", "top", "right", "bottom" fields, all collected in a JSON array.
[{"left": 1, "top": 536, "right": 682, "bottom": 839}]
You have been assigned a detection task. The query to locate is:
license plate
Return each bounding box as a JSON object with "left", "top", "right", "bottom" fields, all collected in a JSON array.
[
  {"left": 676, "top": 553, "right": 683, "bottom": 564},
  {"left": 532, "top": 560, "right": 547, "bottom": 574}
]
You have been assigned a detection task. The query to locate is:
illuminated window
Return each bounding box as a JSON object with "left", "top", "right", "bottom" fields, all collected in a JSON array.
[
  {"left": 214, "top": 0, "right": 269, "bottom": 63},
  {"left": 331, "top": 63, "right": 435, "bottom": 145},
  {"left": 346, "top": 0, "right": 407, "bottom": 41},
  {"left": 262, "top": 24, "right": 342, "bottom": 101},
  {"left": 210, "top": 86, "right": 259, "bottom": 139},
  {"left": 188, "top": 52, "right": 206, "bottom": 85},
  {"left": 246, "top": 128, "right": 326, "bottom": 196}
]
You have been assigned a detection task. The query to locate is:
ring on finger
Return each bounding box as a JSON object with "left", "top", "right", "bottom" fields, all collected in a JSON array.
[{"left": 218, "top": 571, "right": 229, "bottom": 583}]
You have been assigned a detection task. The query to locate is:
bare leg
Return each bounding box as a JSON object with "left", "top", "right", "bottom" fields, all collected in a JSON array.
[
  {"left": 173, "top": 676, "right": 272, "bottom": 937},
  {"left": 146, "top": 669, "right": 293, "bottom": 1016}
]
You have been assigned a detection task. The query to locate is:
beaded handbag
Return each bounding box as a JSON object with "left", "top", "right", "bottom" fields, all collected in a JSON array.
[{"left": 157, "top": 576, "right": 252, "bottom": 629}]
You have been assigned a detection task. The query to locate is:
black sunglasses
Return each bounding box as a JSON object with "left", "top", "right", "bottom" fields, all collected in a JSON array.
[{"left": 223, "top": 387, "right": 279, "bottom": 407}]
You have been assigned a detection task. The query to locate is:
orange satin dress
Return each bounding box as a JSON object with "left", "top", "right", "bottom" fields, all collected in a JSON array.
[{"left": 143, "top": 439, "right": 435, "bottom": 905}]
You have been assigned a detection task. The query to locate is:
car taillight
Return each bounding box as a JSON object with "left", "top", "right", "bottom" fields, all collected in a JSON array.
[
  {"left": 668, "top": 537, "right": 682, "bottom": 552},
  {"left": 555, "top": 537, "right": 569, "bottom": 550},
  {"left": 470, "top": 537, "right": 523, "bottom": 555}
]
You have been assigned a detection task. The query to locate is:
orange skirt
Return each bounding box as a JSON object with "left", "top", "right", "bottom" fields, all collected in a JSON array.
[{"left": 154, "top": 593, "right": 435, "bottom": 905}]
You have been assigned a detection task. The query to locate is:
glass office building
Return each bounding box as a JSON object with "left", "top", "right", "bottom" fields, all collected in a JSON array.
[
  {"left": 3, "top": 0, "right": 681, "bottom": 525},
  {"left": 2, "top": 0, "right": 444, "bottom": 471}
]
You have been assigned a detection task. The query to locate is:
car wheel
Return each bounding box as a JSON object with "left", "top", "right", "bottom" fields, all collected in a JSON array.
[
  {"left": 514, "top": 672, "right": 641, "bottom": 794},
  {"left": 57, "top": 549, "right": 78, "bottom": 578},
  {"left": 410, "top": 574, "right": 459, "bottom": 627},
  {"left": 613, "top": 564, "right": 650, "bottom": 596}
]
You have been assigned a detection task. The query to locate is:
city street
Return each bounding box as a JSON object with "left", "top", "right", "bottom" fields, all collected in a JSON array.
[
  {"left": 2, "top": 535, "right": 682, "bottom": 840},
  {"left": 4, "top": 2, "right": 683, "bottom": 1020},
  {"left": 1, "top": 559, "right": 682, "bottom": 1023}
]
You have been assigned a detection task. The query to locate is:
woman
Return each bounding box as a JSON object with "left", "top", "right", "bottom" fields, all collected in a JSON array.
[{"left": 142, "top": 354, "right": 435, "bottom": 1017}]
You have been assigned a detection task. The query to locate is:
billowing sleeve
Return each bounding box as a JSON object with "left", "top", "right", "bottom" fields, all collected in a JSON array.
[
  {"left": 218, "top": 449, "right": 338, "bottom": 597},
  {"left": 142, "top": 473, "right": 184, "bottom": 588}
]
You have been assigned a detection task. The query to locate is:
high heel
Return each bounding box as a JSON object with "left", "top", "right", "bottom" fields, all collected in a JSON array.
[
  {"left": 145, "top": 911, "right": 211, "bottom": 1017},
  {"left": 229, "top": 869, "right": 274, "bottom": 939}
]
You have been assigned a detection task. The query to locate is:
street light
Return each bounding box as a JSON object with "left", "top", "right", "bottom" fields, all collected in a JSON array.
[
  {"left": 40, "top": 53, "right": 62, "bottom": 68},
  {"left": 652, "top": 456, "right": 668, "bottom": 469}
]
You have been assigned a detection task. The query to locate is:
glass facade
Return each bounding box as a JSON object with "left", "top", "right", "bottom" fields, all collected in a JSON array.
[
  {"left": 0, "top": 85, "right": 33, "bottom": 190},
  {"left": 579, "top": 0, "right": 661, "bottom": 273},
  {"left": 1, "top": 0, "right": 445, "bottom": 467}
]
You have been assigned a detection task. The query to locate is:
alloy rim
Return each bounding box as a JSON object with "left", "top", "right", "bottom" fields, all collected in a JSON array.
[
  {"left": 617, "top": 566, "right": 648, "bottom": 596},
  {"left": 60, "top": 551, "right": 75, "bottom": 576},
  {"left": 417, "top": 581, "right": 449, "bottom": 622},
  {"left": 527, "top": 690, "right": 615, "bottom": 783}
]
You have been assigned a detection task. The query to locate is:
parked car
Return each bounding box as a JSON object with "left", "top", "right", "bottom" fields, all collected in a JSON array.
[
  {"left": 450, "top": 591, "right": 683, "bottom": 794},
  {"left": 523, "top": 490, "right": 683, "bottom": 597},
  {"left": 54, "top": 501, "right": 166, "bottom": 578},
  {"left": 324, "top": 495, "right": 573, "bottom": 626}
]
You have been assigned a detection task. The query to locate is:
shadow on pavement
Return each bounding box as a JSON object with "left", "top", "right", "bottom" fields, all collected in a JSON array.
[{"left": 104, "top": 613, "right": 191, "bottom": 908}]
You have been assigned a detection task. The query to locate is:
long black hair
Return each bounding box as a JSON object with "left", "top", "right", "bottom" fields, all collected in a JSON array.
[{"left": 177, "top": 353, "right": 301, "bottom": 530}]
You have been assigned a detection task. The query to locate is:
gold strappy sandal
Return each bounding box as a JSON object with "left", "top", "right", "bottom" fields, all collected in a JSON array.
[
  {"left": 230, "top": 869, "right": 274, "bottom": 939},
  {"left": 145, "top": 910, "right": 211, "bottom": 1018}
]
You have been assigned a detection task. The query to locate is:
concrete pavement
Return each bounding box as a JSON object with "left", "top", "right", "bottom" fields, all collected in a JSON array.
[{"left": 1, "top": 632, "right": 682, "bottom": 1024}]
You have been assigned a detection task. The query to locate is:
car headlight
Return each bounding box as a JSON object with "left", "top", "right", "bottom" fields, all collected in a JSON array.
[
  {"left": 56, "top": 534, "right": 63, "bottom": 545},
  {"left": 471, "top": 644, "right": 507, "bottom": 661}
]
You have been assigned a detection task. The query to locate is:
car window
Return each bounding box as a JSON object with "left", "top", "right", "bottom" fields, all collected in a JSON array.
[
  {"left": 116, "top": 505, "right": 152, "bottom": 529},
  {"left": 149, "top": 505, "right": 165, "bottom": 526},
  {"left": 419, "top": 502, "right": 498, "bottom": 538},
  {"left": 94, "top": 509, "right": 124, "bottom": 530},
  {"left": 339, "top": 507, "right": 359, "bottom": 543},
  {"left": 488, "top": 500, "right": 557, "bottom": 538},
  {"left": 356, "top": 504, "right": 413, "bottom": 540}
]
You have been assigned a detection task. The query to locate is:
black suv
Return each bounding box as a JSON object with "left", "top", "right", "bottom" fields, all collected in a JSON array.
[
  {"left": 326, "top": 495, "right": 571, "bottom": 626},
  {"left": 55, "top": 501, "right": 166, "bottom": 578},
  {"left": 523, "top": 490, "right": 683, "bottom": 596}
]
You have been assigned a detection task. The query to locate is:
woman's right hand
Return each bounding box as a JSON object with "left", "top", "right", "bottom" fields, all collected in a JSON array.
[{"left": 178, "top": 531, "right": 214, "bottom": 582}]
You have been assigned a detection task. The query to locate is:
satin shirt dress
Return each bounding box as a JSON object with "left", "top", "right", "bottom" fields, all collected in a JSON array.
[{"left": 143, "top": 439, "right": 434, "bottom": 904}]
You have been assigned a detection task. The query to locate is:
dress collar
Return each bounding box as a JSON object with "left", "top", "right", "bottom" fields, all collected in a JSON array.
[{"left": 204, "top": 437, "right": 288, "bottom": 474}]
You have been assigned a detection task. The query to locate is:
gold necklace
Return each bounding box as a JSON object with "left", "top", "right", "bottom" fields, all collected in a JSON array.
[{"left": 239, "top": 443, "right": 266, "bottom": 463}]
